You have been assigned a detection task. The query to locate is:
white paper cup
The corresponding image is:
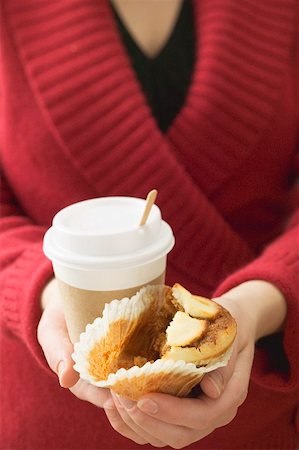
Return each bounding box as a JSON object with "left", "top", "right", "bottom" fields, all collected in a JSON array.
[{"left": 43, "top": 196, "right": 174, "bottom": 343}]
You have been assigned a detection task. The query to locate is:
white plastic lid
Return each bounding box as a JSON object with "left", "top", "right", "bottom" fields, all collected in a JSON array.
[{"left": 43, "top": 197, "right": 174, "bottom": 270}]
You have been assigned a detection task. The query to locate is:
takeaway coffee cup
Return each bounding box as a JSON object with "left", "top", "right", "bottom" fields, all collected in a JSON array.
[{"left": 43, "top": 196, "right": 174, "bottom": 343}]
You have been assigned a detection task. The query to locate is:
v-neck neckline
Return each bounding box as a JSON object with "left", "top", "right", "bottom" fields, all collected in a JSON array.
[
  {"left": 110, "top": 0, "right": 195, "bottom": 133},
  {"left": 105, "top": 0, "right": 200, "bottom": 139},
  {"left": 110, "top": 0, "right": 187, "bottom": 63}
]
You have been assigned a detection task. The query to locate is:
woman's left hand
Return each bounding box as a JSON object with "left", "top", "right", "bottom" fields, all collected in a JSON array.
[{"left": 104, "top": 294, "right": 256, "bottom": 448}]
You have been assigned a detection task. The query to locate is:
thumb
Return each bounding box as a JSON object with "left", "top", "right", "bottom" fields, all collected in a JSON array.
[
  {"left": 37, "top": 300, "right": 79, "bottom": 388},
  {"left": 200, "top": 345, "right": 237, "bottom": 399}
]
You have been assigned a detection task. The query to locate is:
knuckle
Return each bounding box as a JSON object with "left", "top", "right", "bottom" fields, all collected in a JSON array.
[
  {"left": 72, "top": 390, "right": 84, "bottom": 402},
  {"left": 133, "top": 438, "right": 148, "bottom": 446},
  {"left": 110, "top": 416, "right": 128, "bottom": 435},
  {"left": 232, "top": 380, "right": 248, "bottom": 406},
  {"left": 150, "top": 442, "right": 166, "bottom": 448},
  {"left": 171, "top": 443, "right": 183, "bottom": 449},
  {"left": 221, "top": 409, "right": 238, "bottom": 426},
  {"left": 234, "top": 389, "right": 248, "bottom": 407},
  {"left": 169, "top": 431, "right": 191, "bottom": 449},
  {"left": 85, "top": 384, "right": 102, "bottom": 406},
  {"left": 231, "top": 384, "right": 247, "bottom": 407},
  {"left": 171, "top": 439, "right": 188, "bottom": 449},
  {"left": 238, "top": 388, "right": 248, "bottom": 406},
  {"left": 69, "top": 383, "right": 84, "bottom": 401},
  {"left": 230, "top": 408, "right": 238, "bottom": 422}
]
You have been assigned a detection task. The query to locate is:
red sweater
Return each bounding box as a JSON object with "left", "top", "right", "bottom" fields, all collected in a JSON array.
[{"left": 1, "top": 0, "right": 299, "bottom": 448}]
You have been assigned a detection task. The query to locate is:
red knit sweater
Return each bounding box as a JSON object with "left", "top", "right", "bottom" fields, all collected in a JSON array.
[{"left": 1, "top": 1, "right": 299, "bottom": 449}]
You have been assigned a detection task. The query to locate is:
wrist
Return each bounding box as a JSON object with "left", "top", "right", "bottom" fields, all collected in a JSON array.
[{"left": 219, "top": 280, "right": 287, "bottom": 341}]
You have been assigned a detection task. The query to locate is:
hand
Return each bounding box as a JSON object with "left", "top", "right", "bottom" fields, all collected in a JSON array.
[
  {"left": 37, "top": 278, "right": 112, "bottom": 408},
  {"left": 104, "top": 280, "right": 286, "bottom": 448},
  {"left": 104, "top": 297, "right": 254, "bottom": 448}
]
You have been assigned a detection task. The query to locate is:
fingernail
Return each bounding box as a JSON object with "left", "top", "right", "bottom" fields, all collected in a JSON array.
[
  {"left": 116, "top": 394, "right": 136, "bottom": 410},
  {"left": 137, "top": 399, "right": 159, "bottom": 415},
  {"left": 208, "top": 371, "right": 224, "bottom": 396},
  {"left": 56, "top": 360, "right": 65, "bottom": 386},
  {"left": 103, "top": 398, "right": 115, "bottom": 410}
]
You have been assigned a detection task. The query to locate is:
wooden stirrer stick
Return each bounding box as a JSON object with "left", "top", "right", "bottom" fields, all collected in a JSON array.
[{"left": 139, "top": 189, "right": 158, "bottom": 226}]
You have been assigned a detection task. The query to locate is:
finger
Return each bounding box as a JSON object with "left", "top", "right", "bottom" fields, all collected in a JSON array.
[
  {"left": 114, "top": 393, "right": 207, "bottom": 449},
  {"left": 136, "top": 344, "right": 254, "bottom": 430},
  {"left": 111, "top": 393, "right": 166, "bottom": 447},
  {"left": 37, "top": 302, "right": 79, "bottom": 388},
  {"left": 69, "top": 379, "right": 112, "bottom": 409},
  {"left": 200, "top": 343, "right": 238, "bottom": 399},
  {"left": 104, "top": 398, "right": 148, "bottom": 446}
]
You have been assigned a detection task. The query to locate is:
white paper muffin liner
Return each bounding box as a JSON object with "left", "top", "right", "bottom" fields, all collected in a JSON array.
[
  {"left": 73, "top": 285, "right": 165, "bottom": 381},
  {"left": 72, "top": 285, "right": 234, "bottom": 399},
  {"left": 96, "top": 346, "right": 232, "bottom": 384}
]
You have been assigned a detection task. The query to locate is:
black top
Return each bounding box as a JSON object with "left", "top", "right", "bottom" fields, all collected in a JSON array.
[{"left": 112, "top": 1, "right": 195, "bottom": 132}]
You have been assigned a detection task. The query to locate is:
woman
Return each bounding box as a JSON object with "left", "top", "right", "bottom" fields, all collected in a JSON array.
[{"left": 1, "top": 0, "right": 298, "bottom": 448}]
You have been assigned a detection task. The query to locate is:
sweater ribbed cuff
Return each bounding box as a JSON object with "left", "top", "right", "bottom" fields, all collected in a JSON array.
[
  {"left": 214, "top": 233, "right": 299, "bottom": 392},
  {"left": 2, "top": 242, "right": 54, "bottom": 373}
]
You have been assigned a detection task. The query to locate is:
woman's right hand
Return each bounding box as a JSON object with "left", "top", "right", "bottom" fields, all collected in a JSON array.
[{"left": 37, "top": 278, "right": 112, "bottom": 409}]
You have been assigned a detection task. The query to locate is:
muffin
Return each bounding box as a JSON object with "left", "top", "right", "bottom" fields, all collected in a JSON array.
[{"left": 72, "top": 284, "right": 237, "bottom": 400}]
